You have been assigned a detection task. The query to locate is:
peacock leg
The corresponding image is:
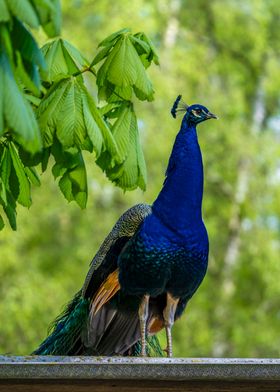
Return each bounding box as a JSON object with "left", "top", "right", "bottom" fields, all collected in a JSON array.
[
  {"left": 138, "top": 294, "right": 150, "bottom": 356},
  {"left": 163, "top": 293, "right": 179, "bottom": 357}
]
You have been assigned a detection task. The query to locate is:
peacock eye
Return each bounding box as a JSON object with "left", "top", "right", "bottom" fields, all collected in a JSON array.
[{"left": 195, "top": 109, "right": 202, "bottom": 115}]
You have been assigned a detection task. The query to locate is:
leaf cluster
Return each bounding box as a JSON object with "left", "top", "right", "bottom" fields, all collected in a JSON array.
[
  {"left": 0, "top": 10, "right": 159, "bottom": 230},
  {"left": 0, "top": 0, "right": 60, "bottom": 229},
  {"left": 93, "top": 28, "right": 159, "bottom": 102}
]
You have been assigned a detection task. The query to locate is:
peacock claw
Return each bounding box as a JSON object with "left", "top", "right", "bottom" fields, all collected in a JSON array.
[
  {"left": 141, "top": 342, "right": 147, "bottom": 357},
  {"left": 163, "top": 346, "right": 172, "bottom": 357}
]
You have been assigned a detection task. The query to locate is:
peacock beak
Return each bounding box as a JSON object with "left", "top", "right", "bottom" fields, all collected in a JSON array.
[{"left": 206, "top": 112, "right": 218, "bottom": 119}]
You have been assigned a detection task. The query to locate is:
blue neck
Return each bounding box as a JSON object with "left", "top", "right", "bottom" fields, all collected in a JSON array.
[{"left": 153, "top": 120, "right": 204, "bottom": 234}]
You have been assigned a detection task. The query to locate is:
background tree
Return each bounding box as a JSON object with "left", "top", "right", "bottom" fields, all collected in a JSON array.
[{"left": 0, "top": 0, "right": 280, "bottom": 357}]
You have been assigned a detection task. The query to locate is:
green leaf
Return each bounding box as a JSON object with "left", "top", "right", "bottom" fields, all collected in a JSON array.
[
  {"left": 43, "top": 0, "right": 61, "bottom": 37},
  {"left": 68, "top": 163, "right": 87, "bottom": 208},
  {"left": 129, "top": 35, "right": 150, "bottom": 54},
  {"left": 96, "top": 39, "right": 121, "bottom": 88},
  {"left": 81, "top": 136, "right": 93, "bottom": 153},
  {"left": 42, "top": 123, "right": 55, "bottom": 147},
  {"left": 102, "top": 108, "right": 146, "bottom": 191},
  {"left": 11, "top": 18, "right": 46, "bottom": 71},
  {"left": 51, "top": 139, "right": 78, "bottom": 167},
  {"left": 95, "top": 150, "right": 114, "bottom": 173},
  {"left": 24, "top": 93, "right": 41, "bottom": 107},
  {"left": 9, "top": 162, "right": 19, "bottom": 200},
  {"left": 57, "top": 150, "right": 88, "bottom": 209},
  {"left": 91, "top": 45, "right": 112, "bottom": 67},
  {"left": 0, "top": 214, "right": 4, "bottom": 230},
  {"left": 126, "top": 38, "right": 154, "bottom": 100},
  {"left": 111, "top": 104, "right": 132, "bottom": 159},
  {"left": 16, "top": 52, "right": 40, "bottom": 95},
  {"left": 96, "top": 33, "right": 156, "bottom": 101},
  {"left": 133, "top": 68, "right": 154, "bottom": 101},
  {"left": 0, "top": 180, "right": 7, "bottom": 206},
  {"left": 0, "top": 56, "right": 4, "bottom": 135},
  {"left": 95, "top": 102, "right": 148, "bottom": 190},
  {"left": 24, "top": 166, "right": 40, "bottom": 186},
  {"left": 135, "top": 120, "right": 147, "bottom": 190},
  {"left": 41, "top": 147, "right": 50, "bottom": 172},
  {"left": 58, "top": 171, "right": 72, "bottom": 200},
  {"left": 107, "top": 37, "right": 138, "bottom": 86},
  {"left": 3, "top": 191, "right": 17, "bottom": 230},
  {"left": 129, "top": 35, "right": 156, "bottom": 69},
  {"left": 0, "top": 147, "right": 9, "bottom": 205},
  {"left": 32, "top": 0, "right": 61, "bottom": 37},
  {"left": 37, "top": 78, "right": 70, "bottom": 126},
  {"left": 98, "top": 28, "right": 130, "bottom": 48},
  {"left": 9, "top": 142, "right": 32, "bottom": 207},
  {"left": 0, "top": 24, "right": 13, "bottom": 62},
  {"left": 51, "top": 140, "right": 88, "bottom": 208},
  {"left": 81, "top": 93, "right": 103, "bottom": 157},
  {"left": 0, "top": 146, "right": 12, "bottom": 196},
  {"left": 115, "top": 86, "right": 133, "bottom": 101},
  {"left": 41, "top": 38, "right": 89, "bottom": 82},
  {"left": 80, "top": 84, "right": 121, "bottom": 162},
  {"left": 0, "top": 155, "right": 19, "bottom": 230},
  {"left": 38, "top": 78, "right": 106, "bottom": 152},
  {"left": 115, "top": 110, "right": 139, "bottom": 190},
  {"left": 97, "top": 82, "right": 115, "bottom": 102},
  {"left": 7, "top": 0, "right": 39, "bottom": 28},
  {"left": 98, "top": 102, "right": 121, "bottom": 117},
  {"left": 0, "top": 51, "right": 42, "bottom": 152},
  {"left": 0, "top": 0, "right": 10, "bottom": 22},
  {"left": 56, "top": 78, "right": 86, "bottom": 147},
  {"left": 62, "top": 40, "right": 89, "bottom": 69},
  {"left": 134, "top": 32, "right": 159, "bottom": 65},
  {"left": 52, "top": 162, "right": 66, "bottom": 179},
  {"left": 37, "top": 78, "right": 70, "bottom": 146},
  {"left": 41, "top": 39, "right": 75, "bottom": 81},
  {"left": 18, "top": 147, "right": 42, "bottom": 166}
]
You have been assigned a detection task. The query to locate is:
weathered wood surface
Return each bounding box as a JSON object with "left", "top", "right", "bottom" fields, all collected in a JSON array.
[{"left": 0, "top": 356, "right": 279, "bottom": 392}]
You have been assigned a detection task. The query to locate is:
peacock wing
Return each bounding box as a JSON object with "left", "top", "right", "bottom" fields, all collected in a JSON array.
[
  {"left": 81, "top": 203, "right": 152, "bottom": 354},
  {"left": 82, "top": 203, "right": 152, "bottom": 300}
]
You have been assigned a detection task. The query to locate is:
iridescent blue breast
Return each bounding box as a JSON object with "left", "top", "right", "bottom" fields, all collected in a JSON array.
[
  {"left": 167, "top": 248, "right": 208, "bottom": 297},
  {"left": 118, "top": 226, "right": 208, "bottom": 298}
]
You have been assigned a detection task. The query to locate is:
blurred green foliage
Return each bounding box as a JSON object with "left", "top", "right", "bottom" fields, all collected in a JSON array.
[{"left": 1, "top": 0, "right": 280, "bottom": 357}]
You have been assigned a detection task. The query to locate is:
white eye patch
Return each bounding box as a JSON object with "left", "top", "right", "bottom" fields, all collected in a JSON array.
[
  {"left": 191, "top": 110, "right": 200, "bottom": 117},
  {"left": 192, "top": 109, "right": 207, "bottom": 117}
]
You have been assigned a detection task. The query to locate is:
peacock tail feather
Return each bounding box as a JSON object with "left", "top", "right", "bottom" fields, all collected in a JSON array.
[
  {"left": 132, "top": 336, "right": 164, "bottom": 357},
  {"left": 33, "top": 291, "right": 89, "bottom": 355}
]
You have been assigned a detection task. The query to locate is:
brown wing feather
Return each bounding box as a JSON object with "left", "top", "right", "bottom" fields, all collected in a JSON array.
[
  {"left": 149, "top": 317, "right": 164, "bottom": 334},
  {"left": 90, "top": 269, "right": 120, "bottom": 316}
]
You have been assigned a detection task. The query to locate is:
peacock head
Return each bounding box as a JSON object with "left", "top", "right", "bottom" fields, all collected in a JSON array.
[{"left": 171, "top": 95, "right": 217, "bottom": 125}]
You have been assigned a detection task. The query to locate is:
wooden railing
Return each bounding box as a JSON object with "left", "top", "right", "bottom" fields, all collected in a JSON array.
[{"left": 0, "top": 356, "right": 279, "bottom": 391}]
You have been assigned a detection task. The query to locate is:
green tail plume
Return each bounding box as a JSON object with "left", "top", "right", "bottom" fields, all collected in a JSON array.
[
  {"left": 132, "top": 335, "right": 164, "bottom": 357},
  {"left": 33, "top": 291, "right": 89, "bottom": 355}
]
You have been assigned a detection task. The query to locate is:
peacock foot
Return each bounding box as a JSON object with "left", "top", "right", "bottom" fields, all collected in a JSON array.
[
  {"left": 163, "top": 293, "right": 179, "bottom": 358},
  {"left": 138, "top": 294, "right": 150, "bottom": 356}
]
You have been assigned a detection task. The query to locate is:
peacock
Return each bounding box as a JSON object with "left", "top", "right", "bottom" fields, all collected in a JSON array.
[{"left": 33, "top": 95, "right": 217, "bottom": 357}]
